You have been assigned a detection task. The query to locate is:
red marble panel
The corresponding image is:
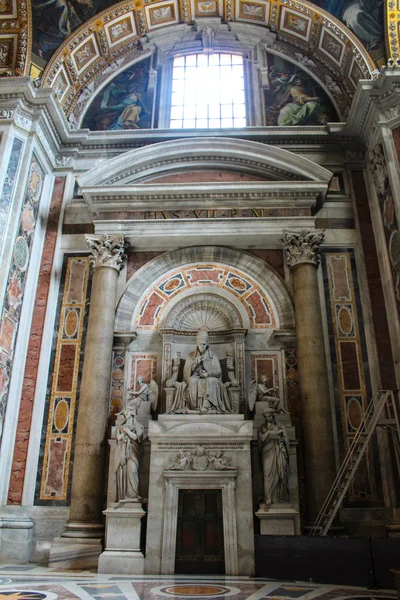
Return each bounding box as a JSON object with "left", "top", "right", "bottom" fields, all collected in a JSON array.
[
  {"left": 44, "top": 437, "right": 68, "bottom": 497},
  {"left": 56, "top": 344, "right": 77, "bottom": 392},
  {"left": 131, "top": 354, "right": 157, "bottom": 388},
  {"left": 186, "top": 268, "right": 224, "bottom": 284},
  {"left": 245, "top": 290, "right": 271, "bottom": 325},
  {"left": 339, "top": 340, "right": 361, "bottom": 391},
  {"left": 7, "top": 177, "right": 65, "bottom": 505},
  {"left": 139, "top": 292, "right": 164, "bottom": 327}
]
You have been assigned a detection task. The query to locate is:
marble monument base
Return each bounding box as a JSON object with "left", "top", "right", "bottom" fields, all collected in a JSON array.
[
  {"left": 98, "top": 502, "right": 145, "bottom": 574},
  {"left": 49, "top": 537, "right": 103, "bottom": 570},
  {"left": 256, "top": 503, "right": 300, "bottom": 536}
]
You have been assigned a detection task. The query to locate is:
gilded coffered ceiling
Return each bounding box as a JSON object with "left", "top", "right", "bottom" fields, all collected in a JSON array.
[{"left": 0, "top": 0, "right": 29, "bottom": 76}]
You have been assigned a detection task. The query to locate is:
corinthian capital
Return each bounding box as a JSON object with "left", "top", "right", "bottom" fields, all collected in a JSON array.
[
  {"left": 283, "top": 230, "right": 325, "bottom": 268},
  {"left": 85, "top": 234, "right": 127, "bottom": 270}
]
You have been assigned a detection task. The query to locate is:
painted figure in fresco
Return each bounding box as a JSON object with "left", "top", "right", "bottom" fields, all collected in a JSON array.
[
  {"left": 258, "top": 407, "right": 289, "bottom": 505},
  {"left": 115, "top": 406, "right": 143, "bottom": 502},
  {"left": 32, "top": 0, "right": 118, "bottom": 60},
  {"left": 315, "top": 0, "right": 383, "bottom": 49},
  {"left": 32, "top": 0, "right": 99, "bottom": 60},
  {"left": 276, "top": 78, "right": 322, "bottom": 126},
  {"left": 85, "top": 67, "right": 152, "bottom": 131},
  {"left": 183, "top": 328, "right": 231, "bottom": 413}
]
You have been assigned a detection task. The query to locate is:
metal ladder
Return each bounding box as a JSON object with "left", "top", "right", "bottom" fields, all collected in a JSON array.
[{"left": 310, "top": 389, "right": 400, "bottom": 536}]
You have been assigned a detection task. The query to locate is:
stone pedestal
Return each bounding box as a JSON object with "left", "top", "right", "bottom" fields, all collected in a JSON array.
[
  {"left": 256, "top": 503, "right": 300, "bottom": 536},
  {"left": 98, "top": 503, "right": 145, "bottom": 574},
  {"left": 49, "top": 536, "right": 102, "bottom": 570},
  {"left": 0, "top": 510, "right": 33, "bottom": 563},
  {"left": 145, "top": 414, "right": 254, "bottom": 575}
]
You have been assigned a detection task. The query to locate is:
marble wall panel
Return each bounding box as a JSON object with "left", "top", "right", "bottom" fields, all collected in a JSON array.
[
  {"left": 35, "top": 255, "right": 91, "bottom": 505},
  {"left": 110, "top": 351, "right": 125, "bottom": 420},
  {"left": 0, "top": 155, "right": 44, "bottom": 449},
  {"left": 351, "top": 170, "right": 396, "bottom": 390},
  {"left": 322, "top": 250, "right": 379, "bottom": 505},
  {"left": 7, "top": 176, "right": 65, "bottom": 505},
  {"left": 0, "top": 137, "right": 24, "bottom": 255},
  {"left": 250, "top": 352, "right": 279, "bottom": 391},
  {"left": 130, "top": 353, "right": 157, "bottom": 388}
]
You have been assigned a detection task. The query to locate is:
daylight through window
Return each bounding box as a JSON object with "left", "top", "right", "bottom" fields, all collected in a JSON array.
[{"left": 169, "top": 53, "right": 247, "bottom": 129}]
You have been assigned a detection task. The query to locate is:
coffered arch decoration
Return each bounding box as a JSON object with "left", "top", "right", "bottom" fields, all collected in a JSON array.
[
  {"left": 0, "top": 0, "right": 30, "bottom": 76},
  {"left": 115, "top": 246, "right": 295, "bottom": 332},
  {"left": 40, "top": 0, "right": 378, "bottom": 127}
]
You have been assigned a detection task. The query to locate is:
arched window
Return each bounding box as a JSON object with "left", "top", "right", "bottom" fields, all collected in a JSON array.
[{"left": 169, "top": 53, "right": 247, "bottom": 129}]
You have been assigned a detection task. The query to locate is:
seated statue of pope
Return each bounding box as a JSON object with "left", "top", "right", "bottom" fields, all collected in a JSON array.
[
  {"left": 169, "top": 327, "right": 231, "bottom": 413},
  {"left": 184, "top": 328, "right": 231, "bottom": 412}
]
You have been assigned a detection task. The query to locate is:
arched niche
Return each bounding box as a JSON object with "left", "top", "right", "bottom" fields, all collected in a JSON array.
[{"left": 115, "top": 246, "right": 295, "bottom": 414}]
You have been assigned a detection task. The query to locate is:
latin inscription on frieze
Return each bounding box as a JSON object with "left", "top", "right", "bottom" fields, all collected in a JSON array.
[
  {"left": 157, "top": 442, "right": 246, "bottom": 451},
  {"left": 99, "top": 207, "right": 310, "bottom": 221}
]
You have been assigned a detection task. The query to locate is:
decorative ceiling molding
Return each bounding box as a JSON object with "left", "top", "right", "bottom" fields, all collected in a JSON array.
[
  {"left": 0, "top": 0, "right": 30, "bottom": 76},
  {"left": 40, "top": 0, "right": 377, "bottom": 127},
  {"left": 386, "top": 0, "right": 400, "bottom": 60}
]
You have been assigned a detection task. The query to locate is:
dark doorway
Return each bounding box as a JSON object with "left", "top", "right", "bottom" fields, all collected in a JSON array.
[{"left": 175, "top": 489, "right": 225, "bottom": 574}]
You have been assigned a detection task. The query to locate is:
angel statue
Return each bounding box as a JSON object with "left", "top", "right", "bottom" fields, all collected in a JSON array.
[
  {"left": 249, "top": 374, "right": 287, "bottom": 413},
  {"left": 258, "top": 407, "right": 289, "bottom": 505},
  {"left": 115, "top": 406, "right": 143, "bottom": 502},
  {"left": 126, "top": 375, "right": 158, "bottom": 413}
]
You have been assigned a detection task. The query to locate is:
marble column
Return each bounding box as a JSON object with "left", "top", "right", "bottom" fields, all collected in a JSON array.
[
  {"left": 50, "top": 235, "right": 126, "bottom": 569},
  {"left": 283, "top": 231, "right": 336, "bottom": 523}
]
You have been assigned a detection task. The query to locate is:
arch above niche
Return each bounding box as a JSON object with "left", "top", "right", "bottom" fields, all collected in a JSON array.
[
  {"left": 41, "top": 2, "right": 377, "bottom": 128},
  {"left": 115, "top": 246, "right": 295, "bottom": 332}
]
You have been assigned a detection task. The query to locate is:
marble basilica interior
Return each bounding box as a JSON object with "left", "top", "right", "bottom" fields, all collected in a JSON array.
[{"left": 1, "top": 0, "right": 400, "bottom": 578}]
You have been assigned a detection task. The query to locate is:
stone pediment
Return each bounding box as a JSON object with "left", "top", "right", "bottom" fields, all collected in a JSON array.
[{"left": 79, "top": 138, "right": 332, "bottom": 188}]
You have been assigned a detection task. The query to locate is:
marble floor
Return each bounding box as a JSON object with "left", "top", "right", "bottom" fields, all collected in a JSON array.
[{"left": 0, "top": 566, "right": 396, "bottom": 600}]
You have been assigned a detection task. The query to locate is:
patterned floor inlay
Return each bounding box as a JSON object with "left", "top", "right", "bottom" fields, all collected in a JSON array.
[{"left": 0, "top": 566, "right": 396, "bottom": 600}]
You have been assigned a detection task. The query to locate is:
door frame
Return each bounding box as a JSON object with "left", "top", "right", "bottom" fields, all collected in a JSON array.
[{"left": 162, "top": 470, "right": 238, "bottom": 575}]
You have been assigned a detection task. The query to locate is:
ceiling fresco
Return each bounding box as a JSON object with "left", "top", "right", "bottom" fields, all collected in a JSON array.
[
  {"left": 0, "top": 1, "right": 398, "bottom": 80},
  {"left": 29, "top": 0, "right": 385, "bottom": 69}
]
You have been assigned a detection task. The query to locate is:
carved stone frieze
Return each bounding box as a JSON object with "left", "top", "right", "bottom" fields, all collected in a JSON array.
[
  {"left": 85, "top": 234, "right": 127, "bottom": 270},
  {"left": 283, "top": 230, "right": 325, "bottom": 268}
]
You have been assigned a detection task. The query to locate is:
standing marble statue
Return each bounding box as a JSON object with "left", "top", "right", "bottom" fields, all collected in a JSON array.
[
  {"left": 183, "top": 327, "right": 231, "bottom": 412},
  {"left": 258, "top": 407, "right": 289, "bottom": 505},
  {"left": 115, "top": 406, "right": 143, "bottom": 502}
]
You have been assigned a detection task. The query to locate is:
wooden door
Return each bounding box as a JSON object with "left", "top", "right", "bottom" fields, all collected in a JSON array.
[{"left": 175, "top": 489, "right": 225, "bottom": 574}]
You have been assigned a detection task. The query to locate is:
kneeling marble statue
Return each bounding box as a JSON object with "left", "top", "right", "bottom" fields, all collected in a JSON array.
[
  {"left": 258, "top": 406, "right": 289, "bottom": 505},
  {"left": 115, "top": 406, "right": 143, "bottom": 503}
]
